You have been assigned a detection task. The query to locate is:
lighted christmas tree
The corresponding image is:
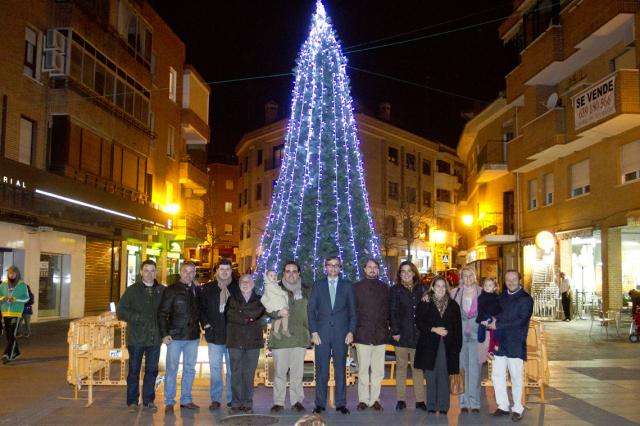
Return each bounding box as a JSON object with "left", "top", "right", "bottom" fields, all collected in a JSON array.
[{"left": 254, "top": 1, "right": 387, "bottom": 286}]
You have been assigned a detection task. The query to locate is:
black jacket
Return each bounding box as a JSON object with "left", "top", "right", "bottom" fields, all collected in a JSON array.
[
  {"left": 226, "top": 291, "right": 265, "bottom": 349},
  {"left": 353, "top": 278, "right": 390, "bottom": 345},
  {"left": 476, "top": 291, "right": 501, "bottom": 323},
  {"left": 117, "top": 280, "right": 165, "bottom": 346},
  {"left": 414, "top": 299, "right": 463, "bottom": 374},
  {"left": 199, "top": 279, "right": 239, "bottom": 345},
  {"left": 389, "top": 283, "right": 426, "bottom": 348},
  {"left": 158, "top": 281, "right": 201, "bottom": 340}
]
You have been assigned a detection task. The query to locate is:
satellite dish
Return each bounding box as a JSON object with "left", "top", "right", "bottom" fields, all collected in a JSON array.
[{"left": 546, "top": 92, "right": 559, "bottom": 110}]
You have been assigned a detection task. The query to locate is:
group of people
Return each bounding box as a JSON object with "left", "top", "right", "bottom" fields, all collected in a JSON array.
[
  {"left": 117, "top": 256, "right": 533, "bottom": 421},
  {"left": 0, "top": 265, "right": 34, "bottom": 364}
]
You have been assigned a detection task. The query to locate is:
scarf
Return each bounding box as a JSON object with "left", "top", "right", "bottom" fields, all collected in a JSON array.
[
  {"left": 433, "top": 292, "right": 449, "bottom": 318},
  {"left": 282, "top": 276, "right": 303, "bottom": 300},
  {"left": 217, "top": 273, "right": 232, "bottom": 312},
  {"left": 401, "top": 279, "right": 415, "bottom": 291},
  {"left": 453, "top": 285, "right": 481, "bottom": 335}
]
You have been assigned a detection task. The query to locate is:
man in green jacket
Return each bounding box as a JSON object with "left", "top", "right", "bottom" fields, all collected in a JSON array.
[
  {"left": 268, "top": 261, "right": 311, "bottom": 414},
  {"left": 0, "top": 265, "right": 29, "bottom": 364},
  {"left": 117, "top": 259, "right": 165, "bottom": 412}
]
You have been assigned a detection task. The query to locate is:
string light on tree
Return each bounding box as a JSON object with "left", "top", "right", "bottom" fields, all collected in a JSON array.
[{"left": 254, "top": 1, "right": 388, "bottom": 287}]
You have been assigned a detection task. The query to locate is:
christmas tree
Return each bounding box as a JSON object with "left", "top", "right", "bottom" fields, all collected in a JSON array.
[{"left": 254, "top": 1, "right": 387, "bottom": 286}]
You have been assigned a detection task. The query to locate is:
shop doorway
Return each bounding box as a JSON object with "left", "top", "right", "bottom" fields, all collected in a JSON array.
[
  {"left": 0, "top": 248, "right": 25, "bottom": 281},
  {"left": 38, "top": 253, "right": 71, "bottom": 318}
]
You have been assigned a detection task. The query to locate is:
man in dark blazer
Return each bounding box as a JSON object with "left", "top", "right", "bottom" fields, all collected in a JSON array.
[{"left": 308, "top": 256, "right": 357, "bottom": 415}]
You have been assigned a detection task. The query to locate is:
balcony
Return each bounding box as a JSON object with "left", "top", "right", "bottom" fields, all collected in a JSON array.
[
  {"left": 435, "top": 172, "right": 461, "bottom": 191},
  {"left": 507, "top": 0, "right": 639, "bottom": 101},
  {"left": 179, "top": 158, "right": 208, "bottom": 194},
  {"left": 476, "top": 212, "right": 516, "bottom": 246},
  {"left": 181, "top": 67, "right": 210, "bottom": 145},
  {"left": 476, "top": 140, "right": 508, "bottom": 183},
  {"left": 508, "top": 107, "right": 566, "bottom": 172},
  {"left": 506, "top": 25, "right": 563, "bottom": 102},
  {"left": 435, "top": 200, "right": 456, "bottom": 217}
]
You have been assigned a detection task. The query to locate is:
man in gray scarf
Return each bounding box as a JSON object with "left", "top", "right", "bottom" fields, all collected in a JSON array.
[
  {"left": 268, "top": 261, "right": 311, "bottom": 414},
  {"left": 199, "top": 259, "right": 239, "bottom": 410}
]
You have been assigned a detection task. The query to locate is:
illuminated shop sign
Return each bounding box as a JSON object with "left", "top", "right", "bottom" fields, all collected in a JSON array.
[{"left": 2, "top": 176, "right": 27, "bottom": 188}]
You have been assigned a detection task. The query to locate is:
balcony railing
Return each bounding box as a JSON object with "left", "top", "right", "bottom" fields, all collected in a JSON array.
[{"left": 477, "top": 211, "right": 515, "bottom": 237}]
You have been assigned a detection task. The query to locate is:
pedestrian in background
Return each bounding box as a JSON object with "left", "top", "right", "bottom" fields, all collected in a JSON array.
[
  {"left": 16, "top": 284, "right": 34, "bottom": 338},
  {"left": 226, "top": 274, "right": 265, "bottom": 414},
  {"left": 0, "top": 266, "right": 29, "bottom": 364},
  {"left": 116, "top": 259, "right": 165, "bottom": 412},
  {"left": 390, "top": 260, "right": 427, "bottom": 411},
  {"left": 559, "top": 272, "right": 572, "bottom": 321}
]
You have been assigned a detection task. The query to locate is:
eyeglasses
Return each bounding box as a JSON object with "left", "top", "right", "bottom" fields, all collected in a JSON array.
[
  {"left": 325, "top": 263, "right": 341, "bottom": 268},
  {"left": 284, "top": 270, "right": 299, "bottom": 274}
]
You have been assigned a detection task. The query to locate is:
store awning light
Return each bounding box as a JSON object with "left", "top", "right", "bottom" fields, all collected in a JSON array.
[{"left": 35, "top": 189, "right": 136, "bottom": 220}]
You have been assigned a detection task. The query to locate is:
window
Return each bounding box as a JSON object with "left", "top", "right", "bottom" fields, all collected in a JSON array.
[
  {"left": 24, "top": 27, "right": 40, "bottom": 79},
  {"left": 115, "top": 0, "right": 153, "bottom": 68},
  {"left": 570, "top": 160, "right": 590, "bottom": 197},
  {"left": 243, "top": 188, "right": 248, "bottom": 205},
  {"left": 543, "top": 173, "right": 554, "bottom": 205},
  {"left": 621, "top": 141, "right": 640, "bottom": 183},
  {"left": 19, "top": 117, "right": 36, "bottom": 165},
  {"left": 388, "top": 147, "right": 398, "bottom": 165},
  {"left": 224, "top": 202, "right": 232, "bottom": 213},
  {"left": 256, "top": 183, "right": 262, "bottom": 201},
  {"left": 243, "top": 156, "right": 249, "bottom": 173},
  {"left": 169, "top": 67, "right": 177, "bottom": 102},
  {"left": 167, "top": 125, "right": 175, "bottom": 158},
  {"left": 224, "top": 224, "right": 233, "bottom": 235},
  {"left": 422, "top": 159, "right": 431, "bottom": 175},
  {"left": 436, "top": 160, "right": 451, "bottom": 174},
  {"left": 273, "top": 144, "right": 284, "bottom": 169},
  {"left": 238, "top": 192, "right": 242, "bottom": 208},
  {"left": 384, "top": 216, "right": 397, "bottom": 236},
  {"left": 406, "top": 153, "right": 416, "bottom": 171},
  {"left": 246, "top": 220, "right": 252, "bottom": 238},
  {"left": 406, "top": 187, "right": 417, "bottom": 204},
  {"left": 225, "top": 179, "right": 234, "bottom": 190},
  {"left": 388, "top": 181, "right": 399, "bottom": 200},
  {"left": 257, "top": 149, "right": 263, "bottom": 166},
  {"left": 423, "top": 191, "right": 432, "bottom": 208},
  {"left": 436, "top": 188, "right": 451, "bottom": 203},
  {"left": 239, "top": 223, "right": 244, "bottom": 240},
  {"left": 528, "top": 179, "right": 538, "bottom": 210}
]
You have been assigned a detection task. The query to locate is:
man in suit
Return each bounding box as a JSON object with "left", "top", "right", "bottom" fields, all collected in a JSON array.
[{"left": 308, "top": 256, "right": 357, "bottom": 415}]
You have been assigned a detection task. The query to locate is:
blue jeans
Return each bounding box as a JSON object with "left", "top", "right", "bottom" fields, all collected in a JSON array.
[
  {"left": 207, "top": 343, "right": 232, "bottom": 403},
  {"left": 164, "top": 339, "right": 199, "bottom": 406},
  {"left": 126, "top": 345, "right": 161, "bottom": 406}
]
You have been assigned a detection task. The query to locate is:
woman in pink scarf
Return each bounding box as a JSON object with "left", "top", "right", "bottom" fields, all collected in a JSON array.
[{"left": 450, "top": 266, "right": 483, "bottom": 414}]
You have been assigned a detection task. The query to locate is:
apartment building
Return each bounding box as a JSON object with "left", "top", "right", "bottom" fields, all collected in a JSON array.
[
  {"left": 0, "top": 0, "right": 210, "bottom": 319},
  {"left": 458, "top": 0, "right": 640, "bottom": 310}
]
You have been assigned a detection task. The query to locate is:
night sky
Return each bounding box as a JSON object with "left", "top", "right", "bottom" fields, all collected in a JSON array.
[{"left": 148, "top": 0, "right": 513, "bottom": 158}]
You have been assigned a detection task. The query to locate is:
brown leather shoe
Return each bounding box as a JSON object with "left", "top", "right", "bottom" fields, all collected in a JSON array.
[
  {"left": 292, "top": 402, "right": 306, "bottom": 412},
  {"left": 357, "top": 402, "right": 368, "bottom": 411},
  {"left": 270, "top": 404, "right": 284, "bottom": 413},
  {"left": 492, "top": 408, "right": 510, "bottom": 416},
  {"left": 180, "top": 402, "right": 200, "bottom": 410},
  {"left": 164, "top": 405, "right": 174, "bottom": 414},
  {"left": 209, "top": 401, "right": 221, "bottom": 411},
  {"left": 371, "top": 401, "right": 383, "bottom": 411},
  {"left": 512, "top": 411, "right": 524, "bottom": 422},
  {"left": 461, "top": 407, "right": 469, "bottom": 413}
]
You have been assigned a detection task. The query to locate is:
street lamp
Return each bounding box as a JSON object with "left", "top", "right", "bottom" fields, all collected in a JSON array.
[{"left": 462, "top": 214, "right": 474, "bottom": 226}]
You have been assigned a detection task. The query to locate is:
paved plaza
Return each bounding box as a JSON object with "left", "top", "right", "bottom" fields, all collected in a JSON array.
[{"left": 0, "top": 318, "right": 639, "bottom": 425}]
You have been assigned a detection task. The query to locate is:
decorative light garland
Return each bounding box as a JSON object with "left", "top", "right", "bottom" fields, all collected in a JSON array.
[{"left": 254, "top": 0, "right": 388, "bottom": 288}]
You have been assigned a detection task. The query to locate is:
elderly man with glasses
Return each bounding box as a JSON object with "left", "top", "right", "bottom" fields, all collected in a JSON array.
[
  {"left": 308, "top": 256, "right": 357, "bottom": 415},
  {"left": 268, "top": 261, "right": 311, "bottom": 414}
]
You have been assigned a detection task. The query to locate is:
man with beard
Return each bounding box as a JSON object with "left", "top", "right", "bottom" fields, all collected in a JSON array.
[
  {"left": 199, "top": 259, "right": 239, "bottom": 410},
  {"left": 353, "top": 259, "right": 389, "bottom": 411},
  {"left": 268, "top": 261, "right": 311, "bottom": 414}
]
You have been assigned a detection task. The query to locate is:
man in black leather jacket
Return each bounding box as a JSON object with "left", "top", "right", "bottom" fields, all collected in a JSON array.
[{"left": 158, "top": 262, "right": 201, "bottom": 414}]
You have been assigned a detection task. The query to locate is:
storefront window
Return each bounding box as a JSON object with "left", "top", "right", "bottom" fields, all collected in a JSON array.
[
  {"left": 622, "top": 227, "right": 640, "bottom": 293},
  {"left": 126, "top": 244, "right": 141, "bottom": 287},
  {"left": 38, "top": 253, "right": 68, "bottom": 318}
]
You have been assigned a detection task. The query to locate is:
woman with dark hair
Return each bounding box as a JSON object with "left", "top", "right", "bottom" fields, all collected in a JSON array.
[
  {"left": 415, "top": 276, "right": 462, "bottom": 415},
  {"left": 389, "top": 261, "right": 427, "bottom": 411}
]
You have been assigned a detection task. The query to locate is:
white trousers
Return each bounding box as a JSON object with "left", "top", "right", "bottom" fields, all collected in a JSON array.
[
  {"left": 355, "top": 343, "right": 386, "bottom": 406},
  {"left": 492, "top": 355, "right": 524, "bottom": 414}
]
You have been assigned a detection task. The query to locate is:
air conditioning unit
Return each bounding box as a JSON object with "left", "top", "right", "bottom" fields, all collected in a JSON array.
[
  {"left": 45, "top": 29, "right": 66, "bottom": 52},
  {"left": 43, "top": 50, "right": 65, "bottom": 75}
]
